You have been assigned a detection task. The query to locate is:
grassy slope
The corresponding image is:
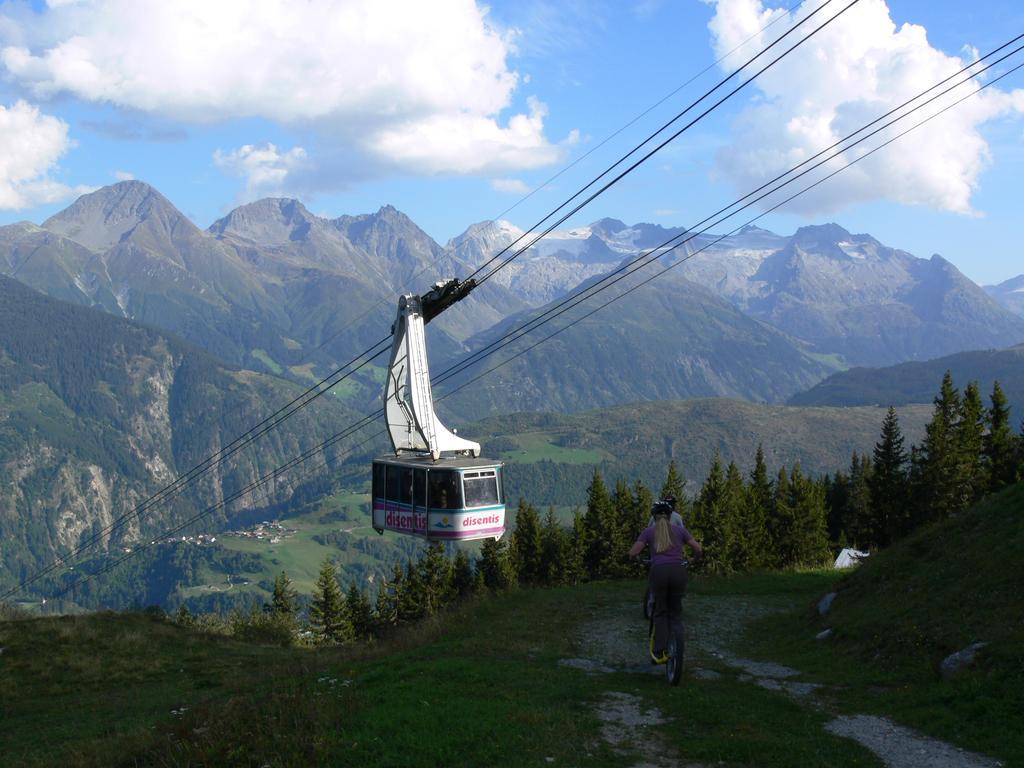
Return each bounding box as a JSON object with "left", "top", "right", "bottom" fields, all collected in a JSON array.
[
  {"left": 740, "top": 483, "right": 1024, "bottom": 765},
  {"left": 2, "top": 578, "right": 879, "bottom": 768},
  {"left": 5, "top": 488, "right": 1018, "bottom": 765}
]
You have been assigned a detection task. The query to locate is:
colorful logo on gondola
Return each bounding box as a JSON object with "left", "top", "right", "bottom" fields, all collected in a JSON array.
[{"left": 435, "top": 516, "right": 454, "bottom": 529}]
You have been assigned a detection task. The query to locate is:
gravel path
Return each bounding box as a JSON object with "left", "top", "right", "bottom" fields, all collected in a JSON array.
[
  {"left": 826, "top": 715, "right": 1003, "bottom": 768},
  {"left": 565, "top": 589, "right": 1004, "bottom": 768}
]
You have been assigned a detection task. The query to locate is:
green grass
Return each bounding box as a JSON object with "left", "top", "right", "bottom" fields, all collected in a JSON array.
[
  {"left": 738, "top": 483, "right": 1024, "bottom": 766},
  {"left": 215, "top": 492, "right": 382, "bottom": 594},
  {"left": 498, "top": 430, "right": 610, "bottom": 464},
  {"left": 286, "top": 363, "right": 319, "bottom": 382},
  {"left": 250, "top": 349, "right": 283, "bottom": 374},
  {"left": 1, "top": 578, "right": 880, "bottom": 767}
]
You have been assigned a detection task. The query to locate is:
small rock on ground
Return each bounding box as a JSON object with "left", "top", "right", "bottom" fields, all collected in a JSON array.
[
  {"left": 940, "top": 642, "right": 988, "bottom": 679},
  {"left": 825, "top": 715, "right": 1003, "bottom": 768},
  {"left": 818, "top": 592, "right": 837, "bottom": 616}
]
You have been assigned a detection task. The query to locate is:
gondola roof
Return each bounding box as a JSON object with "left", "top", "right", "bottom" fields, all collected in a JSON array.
[{"left": 373, "top": 454, "right": 502, "bottom": 470}]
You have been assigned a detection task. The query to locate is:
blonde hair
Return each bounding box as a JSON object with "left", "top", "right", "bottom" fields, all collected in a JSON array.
[{"left": 654, "top": 516, "right": 672, "bottom": 554}]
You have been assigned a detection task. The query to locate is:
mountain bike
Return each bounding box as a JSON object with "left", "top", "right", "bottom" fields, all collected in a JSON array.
[{"left": 644, "top": 558, "right": 688, "bottom": 686}]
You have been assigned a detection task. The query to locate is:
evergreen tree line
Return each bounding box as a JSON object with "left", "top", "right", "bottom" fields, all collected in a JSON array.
[{"left": 826, "top": 374, "right": 1022, "bottom": 551}]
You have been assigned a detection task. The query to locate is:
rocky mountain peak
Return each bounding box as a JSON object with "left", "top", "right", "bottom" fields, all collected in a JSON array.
[
  {"left": 591, "top": 218, "right": 629, "bottom": 238},
  {"left": 42, "top": 181, "right": 194, "bottom": 252},
  {"left": 334, "top": 204, "right": 434, "bottom": 249},
  {"left": 791, "top": 222, "right": 853, "bottom": 247},
  {"left": 208, "top": 197, "right": 321, "bottom": 245}
]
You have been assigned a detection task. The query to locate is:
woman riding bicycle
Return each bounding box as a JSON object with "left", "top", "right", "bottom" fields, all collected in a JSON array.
[{"left": 629, "top": 500, "right": 703, "bottom": 664}]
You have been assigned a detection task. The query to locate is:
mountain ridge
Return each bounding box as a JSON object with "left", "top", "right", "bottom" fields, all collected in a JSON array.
[{"left": 4, "top": 181, "right": 1023, "bottom": 412}]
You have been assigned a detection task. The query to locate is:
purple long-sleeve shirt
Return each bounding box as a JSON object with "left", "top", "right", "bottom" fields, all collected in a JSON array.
[{"left": 637, "top": 523, "right": 694, "bottom": 566}]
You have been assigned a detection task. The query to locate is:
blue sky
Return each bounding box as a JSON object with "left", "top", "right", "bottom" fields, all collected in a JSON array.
[{"left": 0, "top": 0, "right": 1022, "bottom": 284}]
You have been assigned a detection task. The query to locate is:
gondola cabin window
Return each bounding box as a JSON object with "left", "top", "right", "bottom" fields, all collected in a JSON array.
[
  {"left": 463, "top": 469, "right": 500, "bottom": 508},
  {"left": 429, "top": 470, "right": 461, "bottom": 510}
]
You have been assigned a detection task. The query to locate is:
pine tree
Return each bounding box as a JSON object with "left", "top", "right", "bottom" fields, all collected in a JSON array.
[
  {"left": 609, "top": 479, "right": 636, "bottom": 577},
  {"left": 417, "top": 543, "right": 454, "bottom": 616},
  {"left": 789, "top": 466, "right": 830, "bottom": 566},
  {"left": 869, "top": 406, "right": 909, "bottom": 545},
  {"left": 564, "top": 508, "right": 587, "bottom": 584},
  {"left": 824, "top": 470, "right": 850, "bottom": 544},
  {"left": 847, "top": 452, "right": 874, "bottom": 548},
  {"left": 691, "top": 453, "right": 728, "bottom": 573},
  {"left": 538, "top": 507, "right": 567, "bottom": 586},
  {"left": 630, "top": 480, "right": 655, "bottom": 576},
  {"left": 747, "top": 445, "right": 773, "bottom": 566},
  {"left": 271, "top": 570, "right": 297, "bottom": 617},
  {"left": 582, "top": 469, "right": 614, "bottom": 579},
  {"left": 309, "top": 558, "right": 352, "bottom": 644},
  {"left": 399, "top": 559, "right": 427, "bottom": 622},
  {"left": 374, "top": 564, "right": 403, "bottom": 630},
  {"left": 914, "top": 371, "right": 962, "bottom": 525},
  {"left": 956, "top": 381, "right": 986, "bottom": 508},
  {"left": 768, "top": 466, "right": 794, "bottom": 568},
  {"left": 984, "top": 381, "right": 1017, "bottom": 493},
  {"left": 660, "top": 459, "right": 686, "bottom": 504},
  {"left": 511, "top": 500, "right": 544, "bottom": 585},
  {"left": 345, "top": 581, "right": 375, "bottom": 640},
  {"left": 478, "top": 536, "right": 517, "bottom": 591},
  {"left": 451, "top": 549, "right": 476, "bottom": 597},
  {"left": 723, "top": 461, "right": 761, "bottom": 572}
]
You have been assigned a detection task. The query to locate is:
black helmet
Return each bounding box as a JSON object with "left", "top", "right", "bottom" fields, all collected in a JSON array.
[
  {"left": 661, "top": 495, "right": 677, "bottom": 510},
  {"left": 651, "top": 500, "right": 672, "bottom": 518}
]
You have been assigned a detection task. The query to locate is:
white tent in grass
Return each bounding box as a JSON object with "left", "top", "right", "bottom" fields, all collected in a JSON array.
[{"left": 833, "top": 548, "right": 869, "bottom": 569}]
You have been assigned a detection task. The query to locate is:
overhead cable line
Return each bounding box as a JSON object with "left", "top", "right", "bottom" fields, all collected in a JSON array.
[
  {"left": 36, "top": 49, "right": 1023, "bottom": 604},
  {"left": 436, "top": 58, "right": 1024, "bottom": 403},
  {"left": 428, "top": 37, "right": 1024, "bottom": 389}
]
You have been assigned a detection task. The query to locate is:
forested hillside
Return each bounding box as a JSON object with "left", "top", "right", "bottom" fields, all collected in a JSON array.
[
  {"left": 0, "top": 276, "right": 358, "bottom": 583},
  {"left": 789, "top": 344, "right": 1024, "bottom": 409}
]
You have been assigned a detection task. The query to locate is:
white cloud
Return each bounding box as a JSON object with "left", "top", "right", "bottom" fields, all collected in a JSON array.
[
  {"left": 213, "top": 143, "right": 309, "bottom": 202},
  {"left": 0, "top": 100, "right": 87, "bottom": 209},
  {"left": 707, "top": 0, "right": 1024, "bottom": 215},
  {"left": 0, "top": 0, "right": 570, "bottom": 178},
  {"left": 113, "top": 169, "right": 134, "bottom": 181},
  {"left": 491, "top": 178, "right": 531, "bottom": 194},
  {"left": 373, "top": 97, "right": 563, "bottom": 175}
]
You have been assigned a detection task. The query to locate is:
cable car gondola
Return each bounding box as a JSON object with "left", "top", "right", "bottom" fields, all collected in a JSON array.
[{"left": 371, "top": 280, "right": 506, "bottom": 541}]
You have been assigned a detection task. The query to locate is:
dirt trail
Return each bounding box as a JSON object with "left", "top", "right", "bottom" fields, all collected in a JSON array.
[{"left": 566, "top": 591, "right": 1003, "bottom": 768}]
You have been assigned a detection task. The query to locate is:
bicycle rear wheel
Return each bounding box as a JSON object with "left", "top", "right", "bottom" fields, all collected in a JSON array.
[{"left": 666, "top": 628, "right": 684, "bottom": 685}]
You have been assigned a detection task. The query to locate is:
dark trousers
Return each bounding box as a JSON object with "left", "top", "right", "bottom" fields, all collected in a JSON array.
[{"left": 649, "top": 562, "right": 687, "bottom": 654}]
